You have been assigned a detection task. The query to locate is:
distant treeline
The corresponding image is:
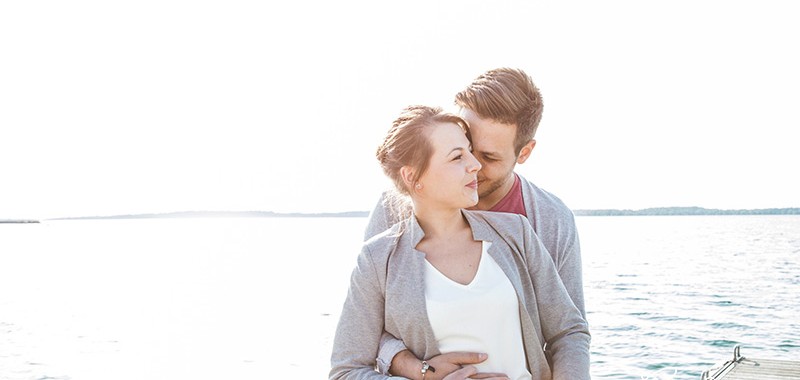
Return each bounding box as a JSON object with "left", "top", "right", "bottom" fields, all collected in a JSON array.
[
  {"left": 572, "top": 207, "right": 800, "bottom": 216},
  {"left": 49, "top": 210, "right": 371, "bottom": 220}
]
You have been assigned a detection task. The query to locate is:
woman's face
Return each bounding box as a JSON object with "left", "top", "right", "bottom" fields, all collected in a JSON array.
[{"left": 415, "top": 122, "right": 482, "bottom": 209}]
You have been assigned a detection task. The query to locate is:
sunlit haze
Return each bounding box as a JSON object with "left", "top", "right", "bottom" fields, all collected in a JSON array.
[{"left": 2, "top": 0, "right": 799, "bottom": 219}]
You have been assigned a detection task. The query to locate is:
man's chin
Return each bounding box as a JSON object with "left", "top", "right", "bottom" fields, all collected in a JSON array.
[
  {"left": 478, "top": 179, "right": 505, "bottom": 200},
  {"left": 478, "top": 187, "right": 495, "bottom": 199}
]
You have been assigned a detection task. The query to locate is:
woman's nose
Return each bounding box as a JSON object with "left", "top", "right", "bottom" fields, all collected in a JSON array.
[{"left": 468, "top": 154, "right": 482, "bottom": 173}]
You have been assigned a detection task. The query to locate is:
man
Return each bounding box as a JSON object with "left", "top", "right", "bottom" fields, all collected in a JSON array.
[{"left": 364, "top": 67, "right": 586, "bottom": 379}]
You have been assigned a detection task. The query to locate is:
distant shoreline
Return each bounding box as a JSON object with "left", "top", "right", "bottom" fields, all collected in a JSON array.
[
  {"left": 571, "top": 206, "right": 800, "bottom": 216},
  {"left": 47, "top": 210, "right": 371, "bottom": 221},
  {"left": 17, "top": 206, "right": 799, "bottom": 221}
]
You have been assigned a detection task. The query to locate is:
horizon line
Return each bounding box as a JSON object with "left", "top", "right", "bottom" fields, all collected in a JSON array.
[{"left": 3, "top": 206, "right": 800, "bottom": 222}]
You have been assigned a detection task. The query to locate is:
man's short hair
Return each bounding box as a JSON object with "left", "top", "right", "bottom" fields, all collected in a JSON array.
[{"left": 455, "top": 68, "right": 544, "bottom": 154}]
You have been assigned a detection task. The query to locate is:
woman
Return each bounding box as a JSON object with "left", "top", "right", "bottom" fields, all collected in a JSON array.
[{"left": 330, "top": 106, "right": 590, "bottom": 380}]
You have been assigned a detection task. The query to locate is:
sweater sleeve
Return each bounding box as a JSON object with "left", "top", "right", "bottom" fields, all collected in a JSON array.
[
  {"left": 329, "top": 246, "right": 393, "bottom": 380},
  {"left": 376, "top": 332, "right": 410, "bottom": 375},
  {"left": 520, "top": 175, "right": 587, "bottom": 318},
  {"left": 363, "top": 192, "right": 414, "bottom": 375},
  {"left": 554, "top": 211, "right": 587, "bottom": 319},
  {"left": 522, "top": 218, "right": 591, "bottom": 380}
]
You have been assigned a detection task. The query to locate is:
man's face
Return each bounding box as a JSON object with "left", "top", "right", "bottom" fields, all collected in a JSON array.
[{"left": 459, "top": 109, "right": 520, "bottom": 207}]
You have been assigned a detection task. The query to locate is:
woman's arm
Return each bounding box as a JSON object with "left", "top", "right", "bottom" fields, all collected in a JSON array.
[{"left": 330, "top": 247, "right": 392, "bottom": 380}]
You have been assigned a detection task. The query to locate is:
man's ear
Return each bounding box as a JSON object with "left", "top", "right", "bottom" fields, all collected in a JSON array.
[
  {"left": 516, "top": 139, "right": 536, "bottom": 164},
  {"left": 400, "top": 166, "right": 416, "bottom": 189}
]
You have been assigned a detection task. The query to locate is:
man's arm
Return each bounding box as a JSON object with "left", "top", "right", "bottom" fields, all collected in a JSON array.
[
  {"left": 555, "top": 214, "right": 586, "bottom": 319},
  {"left": 519, "top": 175, "right": 586, "bottom": 317},
  {"left": 364, "top": 191, "right": 395, "bottom": 241},
  {"left": 522, "top": 217, "right": 590, "bottom": 380}
]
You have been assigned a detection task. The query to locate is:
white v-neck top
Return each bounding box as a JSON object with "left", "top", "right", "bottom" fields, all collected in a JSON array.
[{"left": 424, "top": 241, "right": 532, "bottom": 380}]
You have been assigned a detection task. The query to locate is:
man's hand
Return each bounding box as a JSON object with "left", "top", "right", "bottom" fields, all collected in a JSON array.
[{"left": 389, "top": 350, "right": 508, "bottom": 380}]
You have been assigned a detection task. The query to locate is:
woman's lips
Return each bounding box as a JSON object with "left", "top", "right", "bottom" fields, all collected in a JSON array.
[{"left": 466, "top": 180, "right": 478, "bottom": 189}]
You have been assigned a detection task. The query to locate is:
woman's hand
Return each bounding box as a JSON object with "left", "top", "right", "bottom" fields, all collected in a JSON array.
[
  {"left": 424, "top": 352, "right": 486, "bottom": 380},
  {"left": 443, "top": 366, "right": 509, "bottom": 380},
  {"left": 391, "top": 350, "right": 508, "bottom": 380},
  {"left": 423, "top": 353, "right": 508, "bottom": 380}
]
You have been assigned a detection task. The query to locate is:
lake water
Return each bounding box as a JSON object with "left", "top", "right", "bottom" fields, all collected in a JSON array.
[{"left": 0, "top": 215, "right": 798, "bottom": 379}]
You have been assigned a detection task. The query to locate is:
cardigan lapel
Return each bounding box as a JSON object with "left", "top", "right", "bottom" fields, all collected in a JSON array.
[
  {"left": 385, "top": 216, "right": 441, "bottom": 358},
  {"left": 465, "top": 210, "right": 528, "bottom": 306},
  {"left": 464, "top": 210, "right": 545, "bottom": 373}
]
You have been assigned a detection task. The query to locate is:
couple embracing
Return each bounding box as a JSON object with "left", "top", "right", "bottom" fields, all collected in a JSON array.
[{"left": 330, "top": 68, "right": 590, "bottom": 380}]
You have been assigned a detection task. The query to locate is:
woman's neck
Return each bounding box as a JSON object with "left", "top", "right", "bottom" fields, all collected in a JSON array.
[{"left": 413, "top": 204, "right": 469, "bottom": 240}]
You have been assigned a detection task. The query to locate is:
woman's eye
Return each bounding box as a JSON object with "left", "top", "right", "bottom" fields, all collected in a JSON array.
[{"left": 453, "top": 155, "right": 462, "bottom": 161}]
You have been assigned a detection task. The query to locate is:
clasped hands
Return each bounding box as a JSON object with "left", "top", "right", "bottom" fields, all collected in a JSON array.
[{"left": 392, "top": 350, "right": 509, "bottom": 380}]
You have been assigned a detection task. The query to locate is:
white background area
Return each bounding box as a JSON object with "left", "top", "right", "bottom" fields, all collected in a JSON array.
[{"left": 2, "top": 0, "right": 799, "bottom": 219}]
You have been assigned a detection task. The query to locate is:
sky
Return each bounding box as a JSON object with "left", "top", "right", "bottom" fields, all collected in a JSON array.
[{"left": 2, "top": 0, "right": 799, "bottom": 219}]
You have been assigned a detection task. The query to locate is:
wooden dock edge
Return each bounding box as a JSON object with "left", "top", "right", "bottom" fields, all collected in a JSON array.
[{"left": 702, "top": 345, "right": 800, "bottom": 379}]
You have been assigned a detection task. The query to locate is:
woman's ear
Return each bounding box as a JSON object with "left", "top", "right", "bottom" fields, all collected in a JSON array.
[{"left": 400, "top": 166, "right": 416, "bottom": 190}]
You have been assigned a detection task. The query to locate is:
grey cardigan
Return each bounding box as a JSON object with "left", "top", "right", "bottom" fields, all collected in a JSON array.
[
  {"left": 364, "top": 173, "right": 586, "bottom": 375},
  {"left": 364, "top": 173, "right": 585, "bottom": 317},
  {"left": 330, "top": 210, "right": 590, "bottom": 380}
]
